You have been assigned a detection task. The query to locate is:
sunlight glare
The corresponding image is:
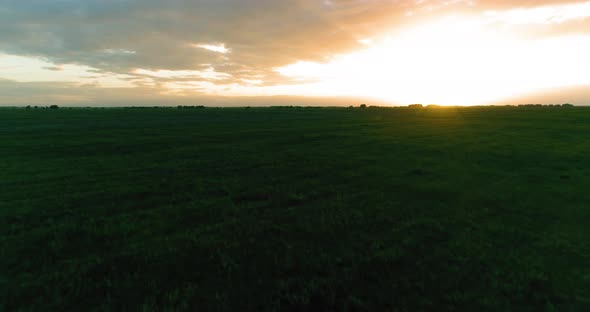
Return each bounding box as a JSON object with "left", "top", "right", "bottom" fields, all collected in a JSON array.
[{"left": 275, "top": 15, "right": 590, "bottom": 105}]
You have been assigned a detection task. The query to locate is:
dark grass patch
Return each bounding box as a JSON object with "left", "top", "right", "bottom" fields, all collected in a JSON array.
[{"left": 1, "top": 107, "right": 590, "bottom": 311}]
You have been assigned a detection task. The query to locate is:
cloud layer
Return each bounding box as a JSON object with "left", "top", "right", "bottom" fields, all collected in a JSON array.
[{"left": 1, "top": 0, "right": 590, "bottom": 105}]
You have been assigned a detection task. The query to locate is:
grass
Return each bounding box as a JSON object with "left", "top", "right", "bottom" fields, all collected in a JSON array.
[{"left": 1, "top": 106, "right": 590, "bottom": 311}]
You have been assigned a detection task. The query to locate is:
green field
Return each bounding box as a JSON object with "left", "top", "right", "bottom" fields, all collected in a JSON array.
[{"left": 2, "top": 106, "right": 590, "bottom": 311}]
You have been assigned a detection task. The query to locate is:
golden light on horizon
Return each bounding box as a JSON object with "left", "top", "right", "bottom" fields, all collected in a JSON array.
[{"left": 275, "top": 14, "right": 590, "bottom": 106}]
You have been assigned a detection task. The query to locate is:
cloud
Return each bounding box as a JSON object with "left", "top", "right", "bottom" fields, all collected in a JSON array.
[
  {"left": 0, "top": 78, "right": 393, "bottom": 107},
  {"left": 0, "top": 1, "right": 428, "bottom": 77}
]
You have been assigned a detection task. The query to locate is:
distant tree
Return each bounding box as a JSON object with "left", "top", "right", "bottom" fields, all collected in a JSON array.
[
  {"left": 25, "top": 105, "right": 31, "bottom": 109},
  {"left": 34, "top": 106, "right": 38, "bottom": 109},
  {"left": 408, "top": 104, "right": 423, "bottom": 109},
  {"left": 360, "top": 104, "right": 367, "bottom": 108},
  {"left": 49, "top": 105, "right": 59, "bottom": 109},
  {"left": 562, "top": 103, "right": 574, "bottom": 107}
]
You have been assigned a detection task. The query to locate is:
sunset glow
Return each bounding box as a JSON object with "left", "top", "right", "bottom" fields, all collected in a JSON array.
[
  {"left": 275, "top": 15, "right": 590, "bottom": 105},
  {"left": 1, "top": 1, "right": 590, "bottom": 106}
]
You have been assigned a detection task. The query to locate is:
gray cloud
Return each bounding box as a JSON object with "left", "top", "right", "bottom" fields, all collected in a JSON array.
[
  {"left": 0, "top": 78, "right": 396, "bottom": 107},
  {"left": 0, "top": 1, "right": 430, "bottom": 78},
  {"left": 1, "top": 0, "right": 582, "bottom": 74}
]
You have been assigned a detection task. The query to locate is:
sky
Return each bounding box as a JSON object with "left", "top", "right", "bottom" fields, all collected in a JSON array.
[{"left": 1, "top": 0, "right": 590, "bottom": 106}]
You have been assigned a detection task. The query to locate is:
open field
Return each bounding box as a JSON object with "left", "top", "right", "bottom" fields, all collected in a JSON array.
[{"left": 2, "top": 106, "right": 590, "bottom": 311}]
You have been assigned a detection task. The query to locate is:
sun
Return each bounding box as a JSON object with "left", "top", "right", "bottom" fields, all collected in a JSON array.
[
  {"left": 275, "top": 15, "right": 590, "bottom": 105},
  {"left": 365, "top": 16, "right": 524, "bottom": 105}
]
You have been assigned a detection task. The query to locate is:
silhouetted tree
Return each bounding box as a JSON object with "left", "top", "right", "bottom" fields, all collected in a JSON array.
[
  {"left": 360, "top": 104, "right": 367, "bottom": 108},
  {"left": 49, "top": 105, "right": 59, "bottom": 109},
  {"left": 408, "top": 104, "right": 423, "bottom": 109}
]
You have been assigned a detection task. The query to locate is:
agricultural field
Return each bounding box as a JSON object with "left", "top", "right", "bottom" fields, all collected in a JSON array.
[{"left": 2, "top": 106, "right": 590, "bottom": 311}]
